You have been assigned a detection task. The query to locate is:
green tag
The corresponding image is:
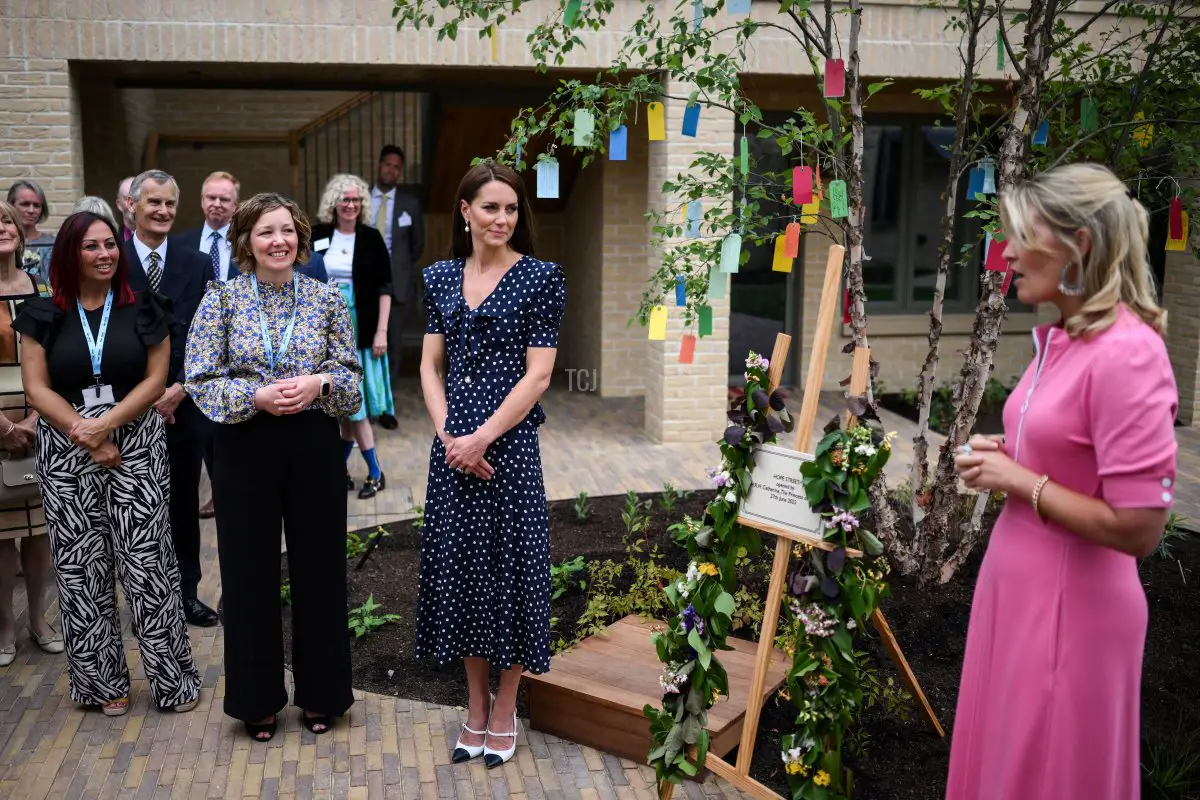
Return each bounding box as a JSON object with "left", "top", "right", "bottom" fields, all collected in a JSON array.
[
  {"left": 564, "top": 0, "right": 582, "bottom": 26},
  {"left": 708, "top": 266, "right": 726, "bottom": 300},
  {"left": 698, "top": 305, "right": 713, "bottom": 337},
  {"left": 739, "top": 135, "right": 748, "bottom": 177},
  {"left": 997, "top": 28, "right": 1004, "bottom": 70},
  {"left": 829, "top": 179, "right": 848, "bottom": 218},
  {"left": 1080, "top": 98, "right": 1098, "bottom": 132}
]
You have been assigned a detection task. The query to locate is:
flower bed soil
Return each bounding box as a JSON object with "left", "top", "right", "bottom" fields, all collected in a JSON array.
[{"left": 281, "top": 492, "right": 1200, "bottom": 799}]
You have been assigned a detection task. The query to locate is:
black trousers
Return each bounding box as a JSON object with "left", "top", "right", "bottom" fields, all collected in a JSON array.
[
  {"left": 213, "top": 410, "right": 353, "bottom": 722},
  {"left": 167, "top": 433, "right": 204, "bottom": 600}
]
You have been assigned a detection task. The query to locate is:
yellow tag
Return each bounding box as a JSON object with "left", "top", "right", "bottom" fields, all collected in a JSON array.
[
  {"left": 490, "top": 25, "right": 498, "bottom": 60},
  {"left": 801, "top": 197, "right": 821, "bottom": 225},
  {"left": 648, "top": 102, "right": 666, "bottom": 141},
  {"left": 1132, "top": 111, "right": 1153, "bottom": 149},
  {"left": 648, "top": 305, "right": 668, "bottom": 339},
  {"left": 771, "top": 235, "right": 793, "bottom": 272},
  {"left": 1167, "top": 210, "right": 1189, "bottom": 252}
]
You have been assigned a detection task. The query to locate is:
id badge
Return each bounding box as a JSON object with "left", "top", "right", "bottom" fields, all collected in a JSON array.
[{"left": 82, "top": 384, "right": 115, "bottom": 408}]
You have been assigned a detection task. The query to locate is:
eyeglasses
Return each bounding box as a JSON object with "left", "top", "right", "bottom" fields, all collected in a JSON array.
[{"left": 338, "top": 197, "right": 363, "bottom": 205}]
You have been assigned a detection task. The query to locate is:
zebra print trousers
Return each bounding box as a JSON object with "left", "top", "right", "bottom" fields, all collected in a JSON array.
[{"left": 36, "top": 406, "right": 201, "bottom": 709}]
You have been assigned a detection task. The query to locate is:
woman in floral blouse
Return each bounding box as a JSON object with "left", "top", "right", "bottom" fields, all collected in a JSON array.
[{"left": 184, "top": 192, "right": 362, "bottom": 743}]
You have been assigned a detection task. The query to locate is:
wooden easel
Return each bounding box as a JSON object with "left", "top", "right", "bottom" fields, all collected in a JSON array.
[{"left": 659, "top": 245, "right": 943, "bottom": 800}]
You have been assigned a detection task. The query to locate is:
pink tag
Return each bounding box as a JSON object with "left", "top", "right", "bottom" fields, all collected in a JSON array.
[
  {"left": 1000, "top": 267, "right": 1014, "bottom": 295},
  {"left": 1170, "top": 197, "right": 1184, "bottom": 240},
  {"left": 824, "top": 59, "right": 845, "bottom": 98},
  {"left": 792, "top": 166, "right": 813, "bottom": 206},
  {"left": 678, "top": 334, "right": 696, "bottom": 364},
  {"left": 842, "top": 288, "right": 851, "bottom": 324},
  {"left": 784, "top": 222, "right": 801, "bottom": 258},
  {"left": 984, "top": 236, "right": 1008, "bottom": 272}
]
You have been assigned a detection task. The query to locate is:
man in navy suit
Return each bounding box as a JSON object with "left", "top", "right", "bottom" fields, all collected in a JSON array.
[{"left": 124, "top": 169, "right": 220, "bottom": 628}]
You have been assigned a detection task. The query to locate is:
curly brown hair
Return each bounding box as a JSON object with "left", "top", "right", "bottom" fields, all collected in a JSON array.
[{"left": 228, "top": 192, "right": 312, "bottom": 274}]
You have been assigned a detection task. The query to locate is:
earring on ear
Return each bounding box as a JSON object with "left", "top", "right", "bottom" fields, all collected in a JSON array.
[
  {"left": 1058, "top": 263, "right": 1086, "bottom": 296},
  {"left": 464, "top": 219, "right": 470, "bottom": 233}
]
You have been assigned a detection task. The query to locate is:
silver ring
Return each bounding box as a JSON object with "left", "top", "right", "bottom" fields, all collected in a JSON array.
[{"left": 957, "top": 444, "right": 973, "bottom": 456}]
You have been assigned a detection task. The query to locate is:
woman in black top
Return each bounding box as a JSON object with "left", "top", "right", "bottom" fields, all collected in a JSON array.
[{"left": 12, "top": 211, "right": 201, "bottom": 717}]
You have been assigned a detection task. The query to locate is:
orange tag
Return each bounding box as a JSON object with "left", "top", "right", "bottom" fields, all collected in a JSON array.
[{"left": 678, "top": 334, "right": 696, "bottom": 364}]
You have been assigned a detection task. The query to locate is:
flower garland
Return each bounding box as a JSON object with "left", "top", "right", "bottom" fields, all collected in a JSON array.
[{"left": 646, "top": 351, "right": 896, "bottom": 800}]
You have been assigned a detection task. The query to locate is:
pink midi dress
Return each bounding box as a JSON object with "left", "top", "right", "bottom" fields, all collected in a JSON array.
[{"left": 946, "top": 305, "right": 1179, "bottom": 800}]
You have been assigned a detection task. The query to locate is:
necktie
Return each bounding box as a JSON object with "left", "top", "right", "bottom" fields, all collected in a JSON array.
[
  {"left": 208, "top": 231, "right": 222, "bottom": 280},
  {"left": 146, "top": 251, "right": 163, "bottom": 291},
  {"left": 373, "top": 194, "right": 388, "bottom": 231}
]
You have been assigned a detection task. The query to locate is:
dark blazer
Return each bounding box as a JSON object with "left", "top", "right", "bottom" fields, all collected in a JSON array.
[
  {"left": 124, "top": 234, "right": 213, "bottom": 441},
  {"left": 382, "top": 185, "right": 424, "bottom": 306},
  {"left": 310, "top": 222, "right": 392, "bottom": 350}
]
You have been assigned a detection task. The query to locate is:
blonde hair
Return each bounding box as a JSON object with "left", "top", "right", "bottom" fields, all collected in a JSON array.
[
  {"left": 0, "top": 201, "right": 26, "bottom": 268},
  {"left": 316, "top": 174, "right": 370, "bottom": 224},
  {"left": 228, "top": 193, "right": 312, "bottom": 274},
  {"left": 202, "top": 171, "right": 240, "bottom": 200},
  {"left": 999, "top": 162, "right": 1165, "bottom": 338}
]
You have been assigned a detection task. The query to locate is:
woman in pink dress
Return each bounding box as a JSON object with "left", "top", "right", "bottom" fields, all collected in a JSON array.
[{"left": 947, "top": 162, "right": 1177, "bottom": 800}]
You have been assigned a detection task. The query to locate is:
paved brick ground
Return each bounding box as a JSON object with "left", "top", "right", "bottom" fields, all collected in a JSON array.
[{"left": 1, "top": 384, "right": 1194, "bottom": 800}]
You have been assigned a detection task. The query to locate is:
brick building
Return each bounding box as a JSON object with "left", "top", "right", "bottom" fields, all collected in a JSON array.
[{"left": 1, "top": 1, "right": 1196, "bottom": 444}]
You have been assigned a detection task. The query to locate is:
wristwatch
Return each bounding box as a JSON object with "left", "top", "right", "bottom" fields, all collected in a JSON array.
[{"left": 319, "top": 376, "right": 331, "bottom": 397}]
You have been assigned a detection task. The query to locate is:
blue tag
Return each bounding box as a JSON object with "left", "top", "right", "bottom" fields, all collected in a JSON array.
[
  {"left": 720, "top": 232, "right": 741, "bottom": 273},
  {"left": 682, "top": 103, "right": 701, "bottom": 137},
  {"left": 515, "top": 140, "right": 522, "bottom": 163},
  {"left": 1032, "top": 119, "right": 1049, "bottom": 146},
  {"left": 726, "top": 0, "right": 751, "bottom": 13},
  {"left": 967, "top": 167, "right": 985, "bottom": 199},
  {"left": 686, "top": 200, "right": 702, "bottom": 238},
  {"left": 692, "top": 0, "right": 703, "bottom": 30},
  {"left": 609, "top": 125, "right": 628, "bottom": 160},
  {"left": 675, "top": 274, "right": 687, "bottom": 306},
  {"left": 981, "top": 159, "right": 996, "bottom": 194},
  {"left": 536, "top": 159, "right": 560, "bottom": 199}
]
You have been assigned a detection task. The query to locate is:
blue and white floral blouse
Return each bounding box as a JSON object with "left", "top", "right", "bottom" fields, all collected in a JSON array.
[{"left": 184, "top": 272, "right": 363, "bottom": 424}]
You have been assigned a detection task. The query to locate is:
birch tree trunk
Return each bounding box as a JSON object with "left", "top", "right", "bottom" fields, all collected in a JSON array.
[{"left": 910, "top": 0, "right": 988, "bottom": 528}]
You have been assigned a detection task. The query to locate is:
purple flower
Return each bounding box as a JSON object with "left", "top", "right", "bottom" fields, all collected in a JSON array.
[{"left": 681, "top": 604, "right": 705, "bottom": 636}]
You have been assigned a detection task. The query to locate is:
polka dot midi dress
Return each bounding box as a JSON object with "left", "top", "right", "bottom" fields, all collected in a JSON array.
[{"left": 417, "top": 255, "right": 565, "bottom": 675}]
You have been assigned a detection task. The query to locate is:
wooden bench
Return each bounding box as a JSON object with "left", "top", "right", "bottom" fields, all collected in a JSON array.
[{"left": 524, "top": 615, "right": 790, "bottom": 772}]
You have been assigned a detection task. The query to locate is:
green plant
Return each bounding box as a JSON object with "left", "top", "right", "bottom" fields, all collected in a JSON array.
[
  {"left": 571, "top": 491, "right": 592, "bottom": 523},
  {"left": 659, "top": 483, "right": 692, "bottom": 516},
  {"left": 348, "top": 594, "right": 401, "bottom": 639},
  {"left": 1142, "top": 714, "right": 1200, "bottom": 800},
  {"left": 622, "top": 490, "right": 653, "bottom": 551},
  {"left": 551, "top": 555, "right": 588, "bottom": 600},
  {"left": 346, "top": 527, "right": 390, "bottom": 561},
  {"left": 280, "top": 578, "right": 292, "bottom": 606},
  {"left": 855, "top": 650, "right": 914, "bottom": 723},
  {"left": 410, "top": 504, "right": 425, "bottom": 533},
  {"left": 1150, "top": 512, "right": 1192, "bottom": 562}
]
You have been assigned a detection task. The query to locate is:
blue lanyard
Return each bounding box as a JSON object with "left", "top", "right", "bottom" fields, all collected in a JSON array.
[
  {"left": 76, "top": 290, "right": 114, "bottom": 383},
  {"left": 251, "top": 274, "right": 299, "bottom": 373}
]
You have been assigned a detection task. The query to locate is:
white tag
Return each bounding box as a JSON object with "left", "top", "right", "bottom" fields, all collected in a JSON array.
[
  {"left": 313, "top": 237, "right": 331, "bottom": 252},
  {"left": 396, "top": 212, "right": 413, "bottom": 227},
  {"left": 82, "top": 384, "right": 115, "bottom": 408}
]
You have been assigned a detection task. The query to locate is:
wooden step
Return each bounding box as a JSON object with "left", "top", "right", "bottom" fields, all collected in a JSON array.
[{"left": 525, "top": 615, "right": 791, "bottom": 772}]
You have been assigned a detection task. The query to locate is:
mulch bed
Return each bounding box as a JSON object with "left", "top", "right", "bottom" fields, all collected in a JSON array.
[{"left": 281, "top": 492, "right": 1200, "bottom": 799}]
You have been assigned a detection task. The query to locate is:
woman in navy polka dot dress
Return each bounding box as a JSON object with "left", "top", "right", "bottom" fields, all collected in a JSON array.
[{"left": 417, "top": 163, "right": 565, "bottom": 769}]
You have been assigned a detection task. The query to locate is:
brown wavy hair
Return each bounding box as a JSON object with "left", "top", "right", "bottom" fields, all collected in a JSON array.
[{"left": 228, "top": 192, "right": 312, "bottom": 274}]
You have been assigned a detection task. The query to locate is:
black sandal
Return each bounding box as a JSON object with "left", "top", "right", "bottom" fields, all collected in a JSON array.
[
  {"left": 245, "top": 717, "right": 277, "bottom": 742},
  {"left": 303, "top": 713, "right": 333, "bottom": 735}
]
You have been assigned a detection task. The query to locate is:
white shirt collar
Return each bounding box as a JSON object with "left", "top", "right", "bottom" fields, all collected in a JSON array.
[
  {"left": 203, "top": 222, "right": 231, "bottom": 242},
  {"left": 132, "top": 232, "right": 167, "bottom": 264},
  {"left": 372, "top": 185, "right": 396, "bottom": 200}
]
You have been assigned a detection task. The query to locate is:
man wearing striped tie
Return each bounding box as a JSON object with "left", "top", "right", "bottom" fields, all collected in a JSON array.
[{"left": 123, "top": 169, "right": 218, "bottom": 628}]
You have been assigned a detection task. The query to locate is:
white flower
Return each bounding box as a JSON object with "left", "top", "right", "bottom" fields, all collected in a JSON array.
[
  {"left": 760, "top": 358, "right": 769, "bottom": 369},
  {"left": 725, "top": 491, "right": 737, "bottom": 504},
  {"left": 685, "top": 563, "right": 701, "bottom": 582},
  {"left": 855, "top": 443, "right": 877, "bottom": 457},
  {"left": 847, "top": 619, "right": 857, "bottom": 630}
]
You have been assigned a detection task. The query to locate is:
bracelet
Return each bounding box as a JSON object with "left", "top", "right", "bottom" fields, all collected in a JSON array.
[
  {"left": 4, "top": 420, "right": 14, "bottom": 436},
  {"left": 1031, "top": 474, "right": 1050, "bottom": 521}
]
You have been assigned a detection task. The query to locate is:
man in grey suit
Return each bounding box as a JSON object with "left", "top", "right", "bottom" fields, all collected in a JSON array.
[{"left": 368, "top": 145, "right": 424, "bottom": 428}]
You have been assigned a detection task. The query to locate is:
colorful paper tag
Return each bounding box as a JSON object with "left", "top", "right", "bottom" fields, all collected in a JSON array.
[
  {"left": 490, "top": 25, "right": 499, "bottom": 61},
  {"left": 801, "top": 197, "right": 820, "bottom": 225},
  {"left": 1080, "top": 98, "right": 1098, "bottom": 132},
  {"left": 698, "top": 305, "right": 713, "bottom": 337},
  {"left": 707, "top": 266, "right": 727, "bottom": 299},
  {"left": 1132, "top": 111, "right": 1153, "bottom": 149},
  {"left": 816, "top": 164, "right": 823, "bottom": 200},
  {"left": 536, "top": 158, "right": 560, "bottom": 199},
  {"left": 739, "top": 135, "right": 749, "bottom": 176},
  {"left": 829, "top": 179, "right": 848, "bottom": 218},
  {"left": 675, "top": 274, "right": 687, "bottom": 306},
  {"left": 1167, "top": 210, "right": 1189, "bottom": 252},
  {"left": 726, "top": 0, "right": 751, "bottom": 13},
  {"left": 609, "top": 124, "right": 627, "bottom": 160},
  {"left": 792, "top": 166, "right": 813, "bottom": 206},
  {"left": 678, "top": 333, "right": 697, "bottom": 364},
  {"left": 648, "top": 102, "right": 666, "bottom": 141},
  {"left": 981, "top": 158, "right": 996, "bottom": 194},
  {"left": 648, "top": 305, "right": 668, "bottom": 340},
  {"left": 692, "top": 0, "right": 703, "bottom": 30},
  {"left": 996, "top": 28, "right": 1004, "bottom": 70},
  {"left": 842, "top": 288, "right": 851, "bottom": 325},
  {"left": 824, "top": 58, "right": 845, "bottom": 98},
  {"left": 1032, "top": 119, "right": 1049, "bottom": 146},
  {"left": 720, "top": 232, "right": 741, "bottom": 273},
  {"left": 1169, "top": 196, "right": 1184, "bottom": 240},
  {"left": 686, "top": 200, "right": 702, "bottom": 238},
  {"left": 1000, "top": 267, "right": 1014, "bottom": 295},
  {"left": 984, "top": 233, "right": 1008, "bottom": 272},
  {"left": 564, "top": 0, "right": 582, "bottom": 26},
  {"left": 573, "top": 108, "right": 594, "bottom": 147},
  {"left": 682, "top": 102, "right": 701, "bottom": 137},
  {"left": 772, "top": 234, "right": 792, "bottom": 272},
  {"left": 784, "top": 222, "right": 801, "bottom": 258}
]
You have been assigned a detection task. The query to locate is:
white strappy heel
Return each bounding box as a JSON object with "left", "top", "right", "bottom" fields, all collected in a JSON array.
[
  {"left": 483, "top": 710, "right": 519, "bottom": 769},
  {"left": 452, "top": 694, "right": 493, "bottom": 763}
]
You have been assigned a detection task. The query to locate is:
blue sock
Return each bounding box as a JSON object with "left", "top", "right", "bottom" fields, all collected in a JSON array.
[
  {"left": 361, "top": 447, "right": 381, "bottom": 480},
  {"left": 343, "top": 440, "right": 354, "bottom": 461}
]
